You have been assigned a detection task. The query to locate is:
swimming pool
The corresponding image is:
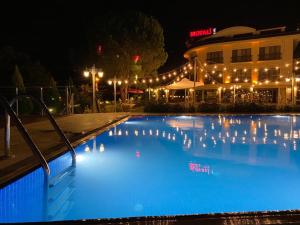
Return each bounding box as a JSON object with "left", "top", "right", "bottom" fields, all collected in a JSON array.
[{"left": 1, "top": 115, "right": 300, "bottom": 223}]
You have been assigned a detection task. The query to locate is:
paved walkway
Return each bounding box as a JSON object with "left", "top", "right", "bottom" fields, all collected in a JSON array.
[{"left": 0, "top": 113, "right": 128, "bottom": 186}]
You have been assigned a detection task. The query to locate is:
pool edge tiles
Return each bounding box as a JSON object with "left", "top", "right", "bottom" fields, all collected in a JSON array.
[{"left": 7, "top": 210, "right": 300, "bottom": 225}]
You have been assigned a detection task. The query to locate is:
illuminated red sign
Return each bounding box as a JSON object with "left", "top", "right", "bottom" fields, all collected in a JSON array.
[{"left": 189, "top": 28, "right": 216, "bottom": 38}]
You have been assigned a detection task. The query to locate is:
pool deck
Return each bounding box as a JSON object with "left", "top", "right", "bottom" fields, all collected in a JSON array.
[{"left": 0, "top": 113, "right": 129, "bottom": 186}]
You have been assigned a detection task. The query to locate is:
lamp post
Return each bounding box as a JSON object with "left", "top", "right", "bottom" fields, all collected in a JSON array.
[
  {"left": 108, "top": 77, "right": 122, "bottom": 112},
  {"left": 83, "top": 64, "right": 104, "bottom": 113}
]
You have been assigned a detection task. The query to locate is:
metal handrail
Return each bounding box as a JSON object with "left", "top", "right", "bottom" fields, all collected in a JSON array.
[
  {"left": 0, "top": 95, "right": 50, "bottom": 175},
  {"left": 8, "top": 95, "right": 76, "bottom": 165}
]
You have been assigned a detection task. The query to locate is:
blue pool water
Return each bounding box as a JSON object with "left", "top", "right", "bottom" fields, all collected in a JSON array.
[{"left": 1, "top": 115, "right": 300, "bottom": 223}]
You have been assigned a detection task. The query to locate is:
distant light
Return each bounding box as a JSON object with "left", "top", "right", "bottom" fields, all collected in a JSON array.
[
  {"left": 117, "top": 80, "right": 122, "bottom": 85},
  {"left": 84, "top": 71, "right": 89, "bottom": 77},
  {"left": 98, "top": 71, "right": 104, "bottom": 78},
  {"left": 108, "top": 80, "right": 112, "bottom": 85}
]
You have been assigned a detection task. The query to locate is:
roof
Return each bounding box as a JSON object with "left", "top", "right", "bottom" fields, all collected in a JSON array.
[
  {"left": 164, "top": 78, "right": 204, "bottom": 90},
  {"left": 185, "top": 26, "right": 300, "bottom": 57}
]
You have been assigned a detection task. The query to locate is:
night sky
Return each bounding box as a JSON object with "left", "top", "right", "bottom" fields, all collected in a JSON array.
[{"left": 1, "top": 0, "right": 300, "bottom": 84}]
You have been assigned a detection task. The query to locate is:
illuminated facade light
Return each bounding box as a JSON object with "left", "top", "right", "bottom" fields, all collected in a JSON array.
[
  {"left": 149, "top": 79, "right": 153, "bottom": 83},
  {"left": 285, "top": 63, "right": 290, "bottom": 67},
  {"left": 218, "top": 73, "right": 222, "bottom": 77},
  {"left": 162, "top": 76, "right": 166, "bottom": 80},
  {"left": 156, "top": 77, "right": 159, "bottom": 82},
  {"left": 243, "top": 68, "right": 247, "bottom": 72},
  {"left": 254, "top": 68, "right": 258, "bottom": 72},
  {"left": 233, "top": 68, "right": 237, "bottom": 72},
  {"left": 142, "top": 79, "right": 146, "bottom": 83},
  {"left": 168, "top": 73, "right": 172, "bottom": 77},
  {"left": 223, "top": 67, "right": 227, "bottom": 71}
]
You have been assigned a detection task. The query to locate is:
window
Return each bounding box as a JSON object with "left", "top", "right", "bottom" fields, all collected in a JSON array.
[
  {"left": 259, "top": 46, "right": 281, "bottom": 60},
  {"left": 206, "top": 51, "right": 223, "bottom": 64},
  {"left": 258, "top": 68, "right": 280, "bottom": 81},
  {"left": 232, "top": 48, "right": 252, "bottom": 62},
  {"left": 232, "top": 69, "right": 251, "bottom": 83}
]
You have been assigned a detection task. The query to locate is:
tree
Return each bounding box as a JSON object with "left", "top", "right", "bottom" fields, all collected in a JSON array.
[
  {"left": 87, "top": 11, "right": 168, "bottom": 101},
  {"left": 11, "top": 65, "right": 25, "bottom": 92}
]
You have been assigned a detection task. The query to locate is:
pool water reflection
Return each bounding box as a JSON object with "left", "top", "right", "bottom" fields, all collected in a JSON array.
[{"left": 1, "top": 115, "right": 300, "bottom": 223}]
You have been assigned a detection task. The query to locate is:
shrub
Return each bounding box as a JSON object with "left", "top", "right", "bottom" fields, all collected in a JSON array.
[{"left": 198, "top": 103, "right": 220, "bottom": 113}]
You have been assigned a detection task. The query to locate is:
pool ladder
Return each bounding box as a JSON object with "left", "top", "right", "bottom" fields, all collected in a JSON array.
[{"left": 0, "top": 94, "right": 76, "bottom": 176}]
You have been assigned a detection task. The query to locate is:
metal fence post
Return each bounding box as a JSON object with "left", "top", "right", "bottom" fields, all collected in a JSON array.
[
  {"left": 40, "top": 87, "right": 44, "bottom": 116},
  {"left": 4, "top": 111, "right": 11, "bottom": 158},
  {"left": 15, "top": 87, "right": 19, "bottom": 116},
  {"left": 66, "top": 86, "right": 69, "bottom": 115}
]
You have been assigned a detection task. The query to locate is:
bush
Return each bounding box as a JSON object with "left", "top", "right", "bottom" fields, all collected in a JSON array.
[
  {"left": 198, "top": 103, "right": 220, "bottom": 113},
  {"left": 144, "top": 102, "right": 186, "bottom": 113}
]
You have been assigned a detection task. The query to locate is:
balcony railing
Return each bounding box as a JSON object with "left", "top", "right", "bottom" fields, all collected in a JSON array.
[
  {"left": 258, "top": 53, "right": 281, "bottom": 61},
  {"left": 206, "top": 57, "right": 224, "bottom": 64},
  {"left": 231, "top": 55, "right": 252, "bottom": 62}
]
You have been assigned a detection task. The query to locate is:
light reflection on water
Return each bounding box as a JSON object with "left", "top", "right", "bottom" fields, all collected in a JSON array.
[{"left": 1, "top": 115, "right": 300, "bottom": 223}]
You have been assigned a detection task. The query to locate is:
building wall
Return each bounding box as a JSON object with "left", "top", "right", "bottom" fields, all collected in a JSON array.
[{"left": 184, "top": 29, "right": 300, "bottom": 105}]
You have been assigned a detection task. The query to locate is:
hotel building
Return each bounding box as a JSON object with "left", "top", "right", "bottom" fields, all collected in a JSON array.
[{"left": 184, "top": 26, "right": 300, "bottom": 105}]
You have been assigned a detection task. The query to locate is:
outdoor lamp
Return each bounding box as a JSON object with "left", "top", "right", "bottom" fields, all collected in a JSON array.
[{"left": 84, "top": 71, "right": 89, "bottom": 77}]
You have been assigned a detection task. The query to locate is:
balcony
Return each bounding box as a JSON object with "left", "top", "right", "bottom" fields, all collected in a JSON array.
[
  {"left": 258, "top": 53, "right": 281, "bottom": 61},
  {"left": 231, "top": 55, "right": 252, "bottom": 63},
  {"left": 206, "top": 57, "right": 224, "bottom": 64}
]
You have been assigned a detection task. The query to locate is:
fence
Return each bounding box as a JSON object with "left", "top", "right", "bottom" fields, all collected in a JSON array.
[{"left": 0, "top": 86, "right": 74, "bottom": 116}]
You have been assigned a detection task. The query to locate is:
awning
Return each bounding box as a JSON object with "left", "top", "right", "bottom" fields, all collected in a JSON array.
[{"left": 164, "top": 78, "right": 204, "bottom": 90}]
